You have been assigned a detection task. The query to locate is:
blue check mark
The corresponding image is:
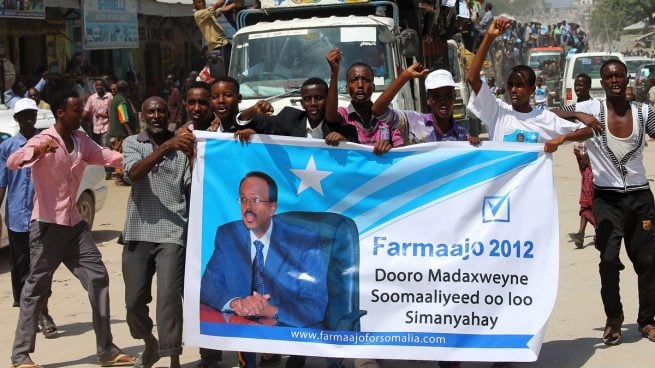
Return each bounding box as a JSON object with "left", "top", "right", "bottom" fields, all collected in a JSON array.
[{"left": 487, "top": 194, "right": 509, "bottom": 216}]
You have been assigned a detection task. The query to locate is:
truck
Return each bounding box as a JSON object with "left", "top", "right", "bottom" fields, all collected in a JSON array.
[
  {"left": 228, "top": 0, "right": 418, "bottom": 111},
  {"left": 228, "top": 0, "right": 421, "bottom": 115},
  {"left": 527, "top": 47, "right": 564, "bottom": 107}
]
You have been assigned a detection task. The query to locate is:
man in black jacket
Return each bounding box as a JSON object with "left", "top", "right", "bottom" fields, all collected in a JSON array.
[{"left": 235, "top": 78, "right": 358, "bottom": 145}]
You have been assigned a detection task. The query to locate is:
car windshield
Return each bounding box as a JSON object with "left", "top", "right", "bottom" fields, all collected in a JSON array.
[
  {"left": 529, "top": 52, "right": 561, "bottom": 69},
  {"left": 638, "top": 64, "right": 655, "bottom": 81},
  {"left": 626, "top": 60, "right": 651, "bottom": 75},
  {"left": 573, "top": 56, "right": 620, "bottom": 79},
  {"left": 230, "top": 25, "right": 393, "bottom": 98}
]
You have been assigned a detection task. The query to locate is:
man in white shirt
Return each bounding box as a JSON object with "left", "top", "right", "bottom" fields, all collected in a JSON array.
[
  {"left": 465, "top": 17, "right": 595, "bottom": 143},
  {"left": 546, "top": 59, "right": 655, "bottom": 346}
]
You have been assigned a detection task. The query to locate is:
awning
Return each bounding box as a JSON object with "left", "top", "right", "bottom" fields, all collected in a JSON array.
[
  {"left": 44, "top": 0, "right": 195, "bottom": 17},
  {"left": 633, "top": 31, "right": 655, "bottom": 42}
]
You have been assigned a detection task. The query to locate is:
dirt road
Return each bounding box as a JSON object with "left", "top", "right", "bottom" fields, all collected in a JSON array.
[{"left": 1, "top": 144, "right": 653, "bottom": 367}]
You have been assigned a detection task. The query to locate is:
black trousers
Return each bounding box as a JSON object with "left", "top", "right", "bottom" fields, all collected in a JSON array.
[
  {"left": 9, "top": 230, "right": 30, "bottom": 306},
  {"left": 594, "top": 189, "right": 655, "bottom": 327},
  {"left": 122, "top": 241, "right": 185, "bottom": 356}
]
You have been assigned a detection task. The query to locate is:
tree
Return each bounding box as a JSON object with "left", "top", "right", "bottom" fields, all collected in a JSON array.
[{"left": 590, "top": 0, "right": 655, "bottom": 45}]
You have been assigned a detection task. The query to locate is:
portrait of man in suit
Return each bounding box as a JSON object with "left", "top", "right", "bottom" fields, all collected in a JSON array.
[{"left": 200, "top": 171, "right": 329, "bottom": 328}]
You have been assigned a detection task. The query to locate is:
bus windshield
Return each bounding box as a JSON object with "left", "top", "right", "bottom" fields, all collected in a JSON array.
[
  {"left": 229, "top": 25, "right": 393, "bottom": 99},
  {"left": 573, "top": 55, "right": 620, "bottom": 79}
]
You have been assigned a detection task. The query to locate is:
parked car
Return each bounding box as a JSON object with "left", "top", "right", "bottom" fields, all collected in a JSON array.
[
  {"left": 634, "top": 62, "right": 655, "bottom": 103},
  {"left": 0, "top": 108, "right": 108, "bottom": 248},
  {"left": 560, "top": 52, "right": 624, "bottom": 106},
  {"left": 624, "top": 56, "right": 653, "bottom": 88}
]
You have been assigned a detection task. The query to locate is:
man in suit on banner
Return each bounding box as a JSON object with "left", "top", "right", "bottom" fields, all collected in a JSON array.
[{"left": 200, "top": 171, "right": 328, "bottom": 329}]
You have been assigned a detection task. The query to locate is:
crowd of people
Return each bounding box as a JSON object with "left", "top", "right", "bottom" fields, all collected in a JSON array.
[{"left": 2, "top": 2, "right": 655, "bottom": 368}]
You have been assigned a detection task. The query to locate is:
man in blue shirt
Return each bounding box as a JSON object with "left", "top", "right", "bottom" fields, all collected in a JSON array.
[{"left": 0, "top": 98, "right": 58, "bottom": 338}]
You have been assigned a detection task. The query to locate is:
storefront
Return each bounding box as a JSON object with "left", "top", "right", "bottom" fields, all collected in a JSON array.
[{"left": 1, "top": 0, "right": 202, "bottom": 94}]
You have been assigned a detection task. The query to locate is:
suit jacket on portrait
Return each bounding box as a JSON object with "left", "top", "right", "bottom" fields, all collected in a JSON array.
[
  {"left": 247, "top": 106, "right": 359, "bottom": 143},
  {"left": 200, "top": 216, "right": 328, "bottom": 328}
]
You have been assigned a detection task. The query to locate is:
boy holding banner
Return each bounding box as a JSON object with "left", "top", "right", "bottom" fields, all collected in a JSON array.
[{"left": 465, "top": 18, "right": 599, "bottom": 144}]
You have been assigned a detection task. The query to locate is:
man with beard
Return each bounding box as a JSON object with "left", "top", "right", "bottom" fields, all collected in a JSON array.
[{"left": 121, "top": 97, "right": 194, "bottom": 368}]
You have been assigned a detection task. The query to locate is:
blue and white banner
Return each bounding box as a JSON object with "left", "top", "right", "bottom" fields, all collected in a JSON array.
[{"left": 184, "top": 133, "right": 559, "bottom": 362}]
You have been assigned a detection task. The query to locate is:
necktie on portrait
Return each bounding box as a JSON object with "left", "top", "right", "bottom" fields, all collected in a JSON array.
[{"left": 252, "top": 240, "right": 265, "bottom": 294}]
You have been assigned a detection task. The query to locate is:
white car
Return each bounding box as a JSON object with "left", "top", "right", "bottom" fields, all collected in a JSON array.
[{"left": 0, "top": 107, "right": 108, "bottom": 248}]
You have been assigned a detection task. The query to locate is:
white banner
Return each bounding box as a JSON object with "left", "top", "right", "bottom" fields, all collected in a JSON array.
[{"left": 184, "top": 133, "right": 559, "bottom": 362}]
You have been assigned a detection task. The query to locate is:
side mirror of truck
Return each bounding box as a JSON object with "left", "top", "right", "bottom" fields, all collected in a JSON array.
[
  {"left": 399, "top": 29, "right": 419, "bottom": 58},
  {"left": 378, "top": 30, "right": 394, "bottom": 44}
]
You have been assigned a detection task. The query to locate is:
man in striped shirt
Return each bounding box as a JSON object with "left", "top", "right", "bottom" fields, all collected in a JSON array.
[{"left": 109, "top": 80, "right": 138, "bottom": 185}]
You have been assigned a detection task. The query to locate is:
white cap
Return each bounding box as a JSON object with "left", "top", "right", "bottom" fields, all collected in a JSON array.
[
  {"left": 425, "top": 69, "right": 456, "bottom": 91},
  {"left": 13, "top": 98, "right": 38, "bottom": 114}
]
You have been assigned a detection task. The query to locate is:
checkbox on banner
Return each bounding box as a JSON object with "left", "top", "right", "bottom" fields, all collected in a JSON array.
[{"left": 482, "top": 194, "right": 510, "bottom": 223}]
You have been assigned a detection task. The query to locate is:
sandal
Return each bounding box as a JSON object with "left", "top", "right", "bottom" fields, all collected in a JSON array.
[
  {"left": 100, "top": 352, "right": 135, "bottom": 367},
  {"left": 602, "top": 315, "right": 624, "bottom": 345},
  {"left": 640, "top": 324, "right": 655, "bottom": 342},
  {"left": 10, "top": 363, "right": 42, "bottom": 368},
  {"left": 568, "top": 232, "right": 584, "bottom": 248},
  {"left": 135, "top": 340, "right": 160, "bottom": 368},
  {"left": 39, "top": 314, "right": 58, "bottom": 339}
]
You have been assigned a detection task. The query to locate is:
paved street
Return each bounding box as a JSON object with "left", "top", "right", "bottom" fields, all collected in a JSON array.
[{"left": 0, "top": 143, "right": 653, "bottom": 367}]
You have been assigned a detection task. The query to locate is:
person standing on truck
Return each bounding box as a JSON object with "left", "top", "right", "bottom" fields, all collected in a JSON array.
[
  {"left": 324, "top": 48, "right": 404, "bottom": 155},
  {"left": 193, "top": 0, "right": 236, "bottom": 77}
]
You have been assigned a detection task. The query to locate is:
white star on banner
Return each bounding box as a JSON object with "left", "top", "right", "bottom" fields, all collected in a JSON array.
[{"left": 290, "top": 155, "right": 332, "bottom": 195}]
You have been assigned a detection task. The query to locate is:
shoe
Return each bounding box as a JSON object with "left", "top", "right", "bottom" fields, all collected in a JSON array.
[
  {"left": 197, "top": 358, "right": 220, "bottom": 368},
  {"left": 439, "top": 362, "right": 461, "bottom": 368},
  {"left": 38, "top": 314, "right": 58, "bottom": 339},
  {"left": 568, "top": 232, "right": 584, "bottom": 249},
  {"left": 286, "top": 355, "right": 306, "bottom": 368},
  {"left": 135, "top": 340, "right": 159, "bottom": 368},
  {"left": 100, "top": 352, "right": 135, "bottom": 367},
  {"left": 640, "top": 324, "right": 655, "bottom": 342},
  {"left": 602, "top": 315, "right": 624, "bottom": 345},
  {"left": 260, "top": 354, "right": 282, "bottom": 367}
]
